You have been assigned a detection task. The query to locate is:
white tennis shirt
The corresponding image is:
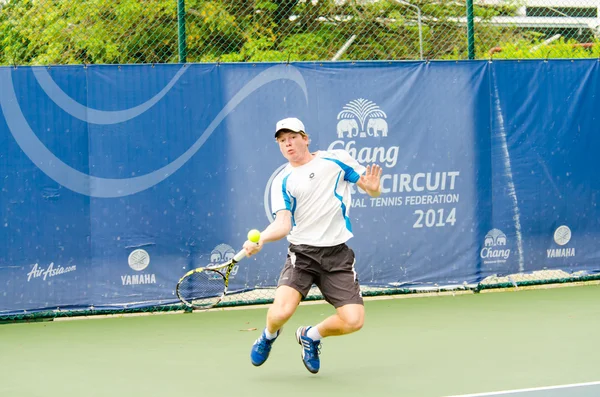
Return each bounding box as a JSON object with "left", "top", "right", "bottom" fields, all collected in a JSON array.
[{"left": 271, "top": 150, "right": 366, "bottom": 247}]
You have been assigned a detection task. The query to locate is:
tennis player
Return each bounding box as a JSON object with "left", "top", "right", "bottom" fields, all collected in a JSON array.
[{"left": 243, "top": 117, "right": 382, "bottom": 374}]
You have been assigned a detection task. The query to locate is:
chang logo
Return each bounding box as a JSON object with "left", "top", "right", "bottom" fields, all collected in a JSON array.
[
  {"left": 336, "top": 98, "right": 388, "bottom": 138},
  {"left": 210, "top": 244, "right": 239, "bottom": 277},
  {"left": 329, "top": 98, "right": 399, "bottom": 168},
  {"left": 480, "top": 229, "right": 511, "bottom": 264},
  {"left": 210, "top": 244, "right": 235, "bottom": 265}
]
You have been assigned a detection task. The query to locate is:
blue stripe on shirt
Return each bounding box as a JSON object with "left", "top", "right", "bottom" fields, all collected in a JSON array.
[
  {"left": 323, "top": 158, "right": 361, "bottom": 183},
  {"left": 333, "top": 171, "right": 352, "bottom": 232},
  {"left": 281, "top": 174, "right": 296, "bottom": 226}
]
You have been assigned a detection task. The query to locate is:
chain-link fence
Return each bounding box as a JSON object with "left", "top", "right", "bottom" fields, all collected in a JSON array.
[{"left": 2, "top": 0, "right": 600, "bottom": 65}]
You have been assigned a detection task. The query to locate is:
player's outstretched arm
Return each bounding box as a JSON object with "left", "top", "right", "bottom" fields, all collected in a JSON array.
[
  {"left": 243, "top": 210, "right": 292, "bottom": 257},
  {"left": 357, "top": 164, "right": 382, "bottom": 198}
]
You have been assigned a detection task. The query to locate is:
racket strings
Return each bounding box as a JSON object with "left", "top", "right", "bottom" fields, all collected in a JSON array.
[{"left": 178, "top": 269, "right": 225, "bottom": 308}]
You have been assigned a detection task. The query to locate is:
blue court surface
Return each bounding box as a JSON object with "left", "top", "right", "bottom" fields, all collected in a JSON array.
[{"left": 445, "top": 381, "right": 600, "bottom": 397}]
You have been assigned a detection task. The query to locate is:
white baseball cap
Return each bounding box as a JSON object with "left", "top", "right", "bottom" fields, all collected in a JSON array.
[{"left": 275, "top": 117, "right": 306, "bottom": 137}]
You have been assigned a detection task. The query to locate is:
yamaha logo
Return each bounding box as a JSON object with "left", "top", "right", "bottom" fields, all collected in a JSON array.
[
  {"left": 548, "top": 225, "right": 575, "bottom": 258},
  {"left": 553, "top": 225, "right": 571, "bottom": 246},
  {"left": 122, "top": 249, "right": 156, "bottom": 285},
  {"left": 128, "top": 249, "right": 150, "bottom": 271}
]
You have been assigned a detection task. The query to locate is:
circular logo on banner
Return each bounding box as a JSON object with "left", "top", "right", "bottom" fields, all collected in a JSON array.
[
  {"left": 128, "top": 249, "right": 150, "bottom": 271},
  {"left": 553, "top": 225, "right": 572, "bottom": 246}
]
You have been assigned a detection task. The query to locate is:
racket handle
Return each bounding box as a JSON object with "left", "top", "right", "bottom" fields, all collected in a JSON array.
[{"left": 233, "top": 249, "right": 247, "bottom": 263}]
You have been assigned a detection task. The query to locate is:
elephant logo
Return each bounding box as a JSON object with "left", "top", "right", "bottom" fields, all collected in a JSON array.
[
  {"left": 337, "top": 98, "right": 388, "bottom": 138},
  {"left": 480, "top": 228, "right": 511, "bottom": 264},
  {"left": 337, "top": 118, "right": 359, "bottom": 138},
  {"left": 210, "top": 244, "right": 236, "bottom": 265},
  {"left": 484, "top": 229, "right": 507, "bottom": 247},
  {"left": 208, "top": 243, "right": 238, "bottom": 279},
  {"left": 367, "top": 118, "right": 388, "bottom": 137}
]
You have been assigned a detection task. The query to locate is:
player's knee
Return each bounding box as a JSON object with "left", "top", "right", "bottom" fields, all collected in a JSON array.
[
  {"left": 345, "top": 315, "right": 364, "bottom": 332},
  {"left": 340, "top": 309, "right": 364, "bottom": 332},
  {"left": 269, "top": 300, "right": 297, "bottom": 322}
]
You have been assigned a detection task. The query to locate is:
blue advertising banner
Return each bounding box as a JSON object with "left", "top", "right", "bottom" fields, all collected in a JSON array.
[
  {"left": 490, "top": 60, "right": 600, "bottom": 276},
  {"left": 1, "top": 60, "right": 598, "bottom": 315}
]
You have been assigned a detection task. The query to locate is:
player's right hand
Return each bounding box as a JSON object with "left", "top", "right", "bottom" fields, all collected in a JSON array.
[{"left": 243, "top": 239, "right": 263, "bottom": 257}]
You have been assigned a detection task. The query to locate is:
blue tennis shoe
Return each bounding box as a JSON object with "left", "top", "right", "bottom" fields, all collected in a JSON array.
[
  {"left": 250, "top": 328, "right": 281, "bottom": 366},
  {"left": 295, "top": 326, "right": 321, "bottom": 374}
]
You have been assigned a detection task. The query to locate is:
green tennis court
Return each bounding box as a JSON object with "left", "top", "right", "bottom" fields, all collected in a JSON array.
[{"left": 1, "top": 284, "right": 599, "bottom": 397}]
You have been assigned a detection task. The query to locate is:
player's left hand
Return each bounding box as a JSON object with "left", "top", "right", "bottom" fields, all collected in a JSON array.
[{"left": 359, "top": 164, "right": 382, "bottom": 193}]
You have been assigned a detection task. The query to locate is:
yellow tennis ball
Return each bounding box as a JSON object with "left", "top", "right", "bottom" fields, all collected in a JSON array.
[{"left": 247, "top": 229, "right": 261, "bottom": 243}]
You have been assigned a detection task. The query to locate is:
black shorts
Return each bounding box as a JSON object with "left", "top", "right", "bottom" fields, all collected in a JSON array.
[{"left": 277, "top": 243, "right": 363, "bottom": 308}]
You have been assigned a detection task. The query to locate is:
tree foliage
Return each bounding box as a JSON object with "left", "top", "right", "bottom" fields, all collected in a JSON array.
[{"left": 0, "top": 0, "right": 597, "bottom": 65}]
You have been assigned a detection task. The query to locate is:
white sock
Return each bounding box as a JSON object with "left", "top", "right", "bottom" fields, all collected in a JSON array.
[
  {"left": 264, "top": 328, "right": 279, "bottom": 340},
  {"left": 306, "top": 326, "right": 322, "bottom": 341}
]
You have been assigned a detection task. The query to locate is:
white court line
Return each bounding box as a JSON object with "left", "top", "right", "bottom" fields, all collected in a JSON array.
[{"left": 444, "top": 381, "right": 600, "bottom": 397}]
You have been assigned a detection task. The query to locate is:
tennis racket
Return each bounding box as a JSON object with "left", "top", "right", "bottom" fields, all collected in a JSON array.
[{"left": 176, "top": 249, "right": 247, "bottom": 310}]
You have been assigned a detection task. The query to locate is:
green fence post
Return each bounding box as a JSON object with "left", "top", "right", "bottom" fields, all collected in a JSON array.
[
  {"left": 177, "top": 0, "right": 187, "bottom": 63},
  {"left": 466, "top": 0, "right": 475, "bottom": 59}
]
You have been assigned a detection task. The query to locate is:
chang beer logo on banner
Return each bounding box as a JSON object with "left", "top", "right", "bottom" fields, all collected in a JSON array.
[
  {"left": 480, "top": 229, "right": 511, "bottom": 264},
  {"left": 336, "top": 98, "right": 389, "bottom": 139},
  {"left": 209, "top": 244, "right": 239, "bottom": 278},
  {"left": 121, "top": 249, "right": 157, "bottom": 285},
  {"left": 330, "top": 98, "right": 397, "bottom": 168},
  {"left": 547, "top": 225, "right": 575, "bottom": 258},
  {"left": 328, "top": 98, "right": 461, "bottom": 230}
]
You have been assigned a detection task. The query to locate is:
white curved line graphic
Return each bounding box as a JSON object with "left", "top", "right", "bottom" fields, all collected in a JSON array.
[
  {"left": 32, "top": 66, "right": 188, "bottom": 124},
  {"left": 0, "top": 65, "right": 308, "bottom": 198},
  {"left": 264, "top": 163, "right": 288, "bottom": 222}
]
